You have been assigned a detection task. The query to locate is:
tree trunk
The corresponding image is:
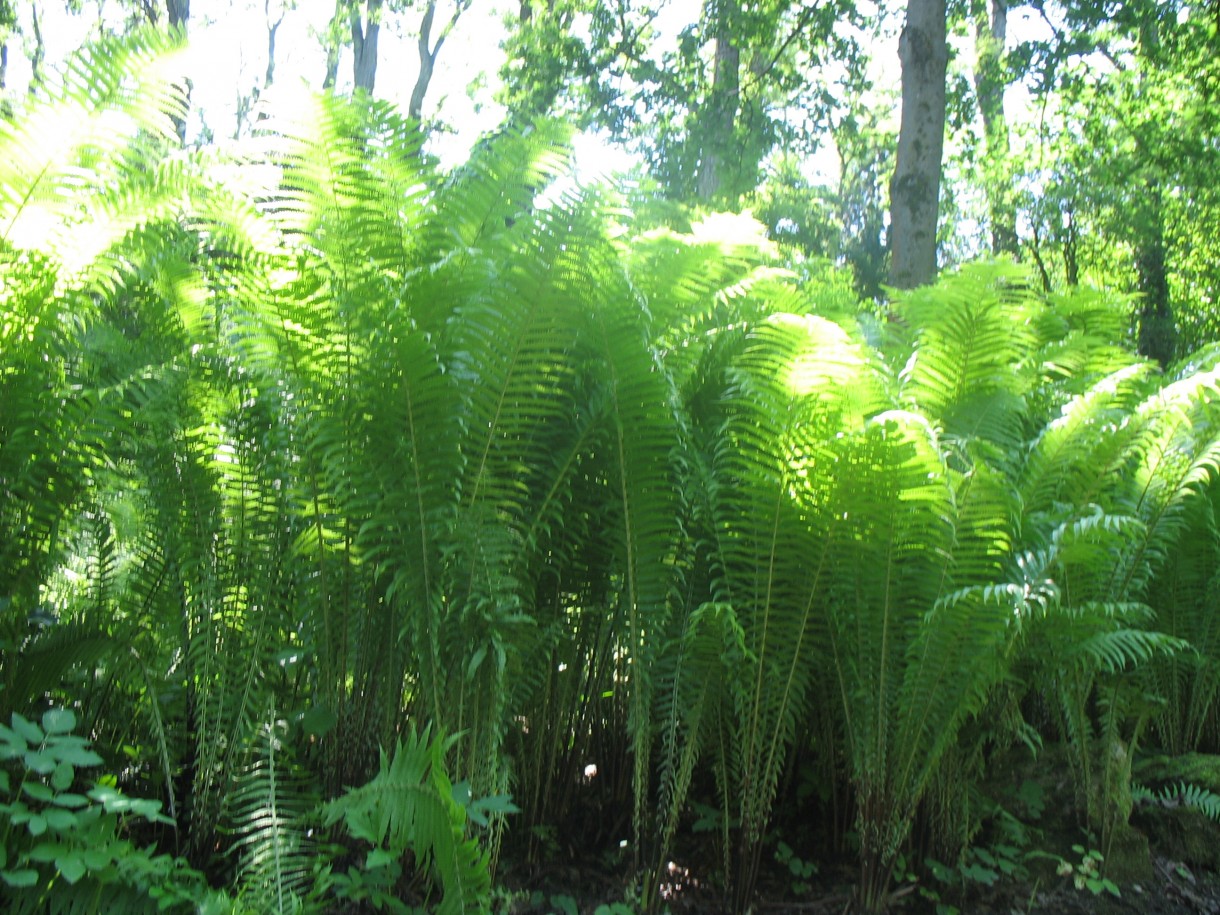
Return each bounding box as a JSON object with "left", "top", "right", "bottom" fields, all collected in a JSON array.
[
  {"left": 1136, "top": 185, "right": 1176, "bottom": 365},
  {"left": 264, "top": 0, "right": 283, "bottom": 90},
  {"left": 351, "top": 0, "right": 382, "bottom": 94},
  {"left": 972, "top": 0, "right": 1018, "bottom": 256},
  {"left": 1062, "top": 206, "right": 1079, "bottom": 286},
  {"left": 29, "top": 2, "right": 45, "bottom": 93},
  {"left": 1131, "top": 17, "right": 1176, "bottom": 365},
  {"left": 696, "top": 6, "right": 739, "bottom": 202},
  {"left": 407, "top": 0, "right": 471, "bottom": 125},
  {"left": 888, "top": 0, "right": 948, "bottom": 289},
  {"left": 322, "top": 0, "right": 344, "bottom": 89},
  {"left": 0, "top": 0, "right": 10, "bottom": 111},
  {"left": 166, "top": 0, "right": 189, "bottom": 30},
  {"left": 408, "top": 1, "right": 438, "bottom": 120}
]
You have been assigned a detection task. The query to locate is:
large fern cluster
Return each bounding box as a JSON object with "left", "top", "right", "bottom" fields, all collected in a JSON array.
[{"left": 5, "top": 30, "right": 1220, "bottom": 915}]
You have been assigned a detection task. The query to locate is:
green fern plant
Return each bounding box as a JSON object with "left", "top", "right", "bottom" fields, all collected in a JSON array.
[
  {"left": 1133, "top": 780, "right": 1220, "bottom": 822},
  {"left": 225, "top": 714, "right": 320, "bottom": 914},
  {"left": 1009, "top": 334, "right": 1220, "bottom": 860},
  {"left": 321, "top": 726, "right": 496, "bottom": 915}
]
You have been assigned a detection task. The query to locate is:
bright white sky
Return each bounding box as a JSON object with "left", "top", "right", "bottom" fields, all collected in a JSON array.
[
  {"left": 10, "top": 0, "right": 1051, "bottom": 182},
  {"left": 12, "top": 0, "right": 681, "bottom": 175}
]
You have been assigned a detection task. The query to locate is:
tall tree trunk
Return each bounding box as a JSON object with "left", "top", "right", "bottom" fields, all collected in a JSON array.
[
  {"left": 408, "top": 2, "right": 438, "bottom": 120},
  {"left": 323, "top": 0, "right": 345, "bottom": 89},
  {"left": 972, "top": 0, "right": 1018, "bottom": 256},
  {"left": 29, "top": 2, "right": 45, "bottom": 93},
  {"left": 1062, "top": 206, "right": 1079, "bottom": 286},
  {"left": 264, "top": 0, "right": 284, "bottom": 90},
  {"left": 888, "top": 0, "right": 948, "bottom": 289},
  {"left": 696, "top": 5, "right": 739, "bottom": 202},
  {"left": 351, "top": 0, "right": 382, "bottom": 94},
  {"left": 164, "top": 0, "right": 190, "bottom": 142},
  {"left": 408, "top": 0, "right": 471, "bottom": 123},
  {"left": 1131, "top": 16, "right": 1176, "bottom": 365},
  {"left": 166, "top": 0, "right": 189, "bottom": 29},
  {"left": 0, "top": 0, "right": 11, "bottom": 113},
  {"left": 1136, "top": 185, "right": 1176, "bottom": 365}
]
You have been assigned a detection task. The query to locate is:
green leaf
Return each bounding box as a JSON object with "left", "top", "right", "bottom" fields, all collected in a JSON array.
[
  {"left": 51, "top": 792, "right": 89, "bottom": 808},
  {"left": 41, "top": 709, "right": 76, "bottom": 736},
  {"left": 27, "top": 814, "right": 48, "bottom": 836},
  {"left": 24, "top": 750, "right": 56, "bottom": 774},
  {"left": 22, "top": 782, "right": 53, "bottom": 802},
  {"left": 366, "top": 848, "right": 397, "bottom": 869},
  {"left": 56, "top": 745, "right": 103, "bottom": 768},
  {"left": 10, "top": 714, "right": 43, "bottom": 745},
  {"left": 299, "top": 705, "right": 337, "bottom": 740},
  {"left": 44, "top": 808, "right": 77, "bottom": 831},
  {"left": 82, "top": 848, "right": 112, "bottom": 870},
  {"left": 960, "top": 862, "right": 998, "bottom": 886},
  {"left": 7, "top": 800, "right": 31, "bottom": 822},
  {"left": 0, "top": 724, "right": 27, "bottom": 755},
  {"left": 1, "top": 868, "right": 40, "bottom": 888},
  {"left": 57, "top": 854, "right": 87, "bottom": 884},
  {"left": 50, "top": 761, "right": 74, "bottom": 791},
  {"left": 27, "top": 842, "right": 67, "bottom": 862}
]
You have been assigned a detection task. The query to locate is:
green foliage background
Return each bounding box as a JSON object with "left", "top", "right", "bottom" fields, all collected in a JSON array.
[{"left": 4, "top": 32, "right": 1220, "bottom": 915}]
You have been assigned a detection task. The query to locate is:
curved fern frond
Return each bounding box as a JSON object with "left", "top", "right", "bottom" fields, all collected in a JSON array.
[
  {"left": 226, "top": 716, "right": 319, "bottom": 914},
  {"left": 894, "top": 261, "right": 1041, "bottom": 452},
  {"left": 1134, "top": 780, "right": 1220, "bottom": 822},
  {"left": 321, "top": 726, "right": 492, "bottom": 915},
  {"left": 1020, "top": 362, "right": 1156, "bottom": 515},
  {"left": 0, "top": 30, "right": 189, "bottom": 257}
]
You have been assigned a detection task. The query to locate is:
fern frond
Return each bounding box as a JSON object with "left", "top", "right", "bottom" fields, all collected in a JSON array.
[
  {"left": 226, "top": 716, "right": 318, "bottom": 914},
  {"left": 0, "top": 30, "right": 189, "bottom": 254},
  {"left": 321, "top": 727, "right": 492, "bottom": 915},
  {"left": 895, "top": 261, "right": 1041, "bottom": 451},
  {"left": 1020, "top": 362, "right": 1157, "bottom": 515},
  {"left": 1134, "top": 781, "right": 1220, "bottom": 822}
]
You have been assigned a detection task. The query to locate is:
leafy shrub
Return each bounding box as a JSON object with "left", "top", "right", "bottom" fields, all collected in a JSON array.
[{"left": 0, "top": 708, "right": 205, "bottom": 913}]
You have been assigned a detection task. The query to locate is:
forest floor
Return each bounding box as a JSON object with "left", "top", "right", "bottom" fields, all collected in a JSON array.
[
  {"left": 496, "top": 746, "right": 1220, "bottom": 914},
  {"left": 499, "top": 855, "right": 1220, "bottom": 915},
  {"left": 745, "top": 856, "right": 1220, "bottom": 914}
]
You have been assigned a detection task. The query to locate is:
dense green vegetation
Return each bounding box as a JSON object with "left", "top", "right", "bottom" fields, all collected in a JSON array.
[{"left": 3, "top": 17, "right": 1220, "bottom": 915}]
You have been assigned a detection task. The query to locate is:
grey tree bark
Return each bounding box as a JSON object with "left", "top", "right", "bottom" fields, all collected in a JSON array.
[
  {"left": 408, "top": 0, "right": 471, "bottom": 123},
  {"left": 696, "top": 12, "right": 739, "bottom": 202},
  {"left": 264, "top": 0, "right": 284, "bottom": 90},
  {"left": 166, "top": 0, "right": 189, "bottom": 29},
  {"left": 888, "top": 0, "right": 948, "bottom": 289},
  {"left": 351, "top": 0, "right": 382, "bottom": 93},
  {"left": 1132, "top": 15, "right": 1177, "bottom": 365},
  {"left": 1136, "top": 185, "right": 1174, "bottom": 365},
  {"left": 29, "top": 1, "right": 44, "bottom": 92},
  {"left": 1, "top": 0, "right": 12, "bottom": 110},
  {"left": 323, "top": 0, "right": 343, "bottom": 88}
]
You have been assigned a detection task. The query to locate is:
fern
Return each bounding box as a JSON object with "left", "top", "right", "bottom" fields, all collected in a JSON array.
[
  {"left": 894, "top": 261, "right": 1041, "bottom": 453},
  {"left": 1133, "top": 781, "right": 1220, "bottom": 822},
  {"left": 0, "top": 30, "right": 189, "bottom": 254},
  {"left": 321, "top": 727, "right": 492, "bottom": 915},
  {"left": 225, "top": 715, "right": 319, "bottom": 914}
]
